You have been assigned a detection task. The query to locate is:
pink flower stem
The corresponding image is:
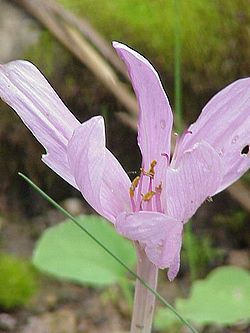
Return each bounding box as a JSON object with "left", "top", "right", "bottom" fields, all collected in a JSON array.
[{"left": 130, "top": 244, "right": 159, "bottom": 333}]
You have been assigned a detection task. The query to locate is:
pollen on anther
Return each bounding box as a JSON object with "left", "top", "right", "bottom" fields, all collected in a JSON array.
[
  {"left": 132, "top": 176, "right": 140, "bottom": 188},
  {"left": 129, "top": 176, "right": 140, "bottom": 198},
  {"left": 145, "top": 160, "right": 157, "bottom": 177},
  {"left": 142, "top": 191, "right": 156, "bottom": 201},
  {"left": 129, "top": 188, "right": 135, "bottom": 198}
]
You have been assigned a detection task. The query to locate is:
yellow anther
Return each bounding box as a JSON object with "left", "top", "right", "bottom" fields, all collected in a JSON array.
[
  {"left": 145, "top": 160, "right": 157, "bottom": 177},
  {"left": 132, "top": 176, "right": 140, "bottom": 188},
  {"left": 129, "top": 188, "right": 135, "bottom": 198},
  {"left": 149, "top": 160, "right": 157, "bottom": 176},
  {"left": 129, "top": 176, "right": 140, "bottom": 198},
  {"left": 151, "top": 160, "right": 157, "bottom": 168},
  {"left": 142, "top": 191, "right": 156, "bottom": 201}
]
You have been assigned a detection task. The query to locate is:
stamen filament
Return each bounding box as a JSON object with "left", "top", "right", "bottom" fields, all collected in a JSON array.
[
  {"left": 136, "top": 169, "right": 144, "bottom": 212},
  {"left": 155, "top": 183, "right": 163, "bottom": 213},
  {"left": 144, "top": 176, "right": 154, "bottom": 211},
  {"left": 128, "top": 160, "right": 163, "bottom": 213},
  {"left": 130, "top": 196, "right": 136, "bottom": 212},
  {"left": 129, "top": 176, "right": 140, "bottom": 198},
  {"left": 144, "top": 160, "right": 157, "bottom": 177},
  {"left": 129, "top": 175, "right": 141, "bottom": 212}
]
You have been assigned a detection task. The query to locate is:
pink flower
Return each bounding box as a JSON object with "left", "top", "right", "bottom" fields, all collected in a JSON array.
[{"left": 0, "top": 42, "right": 249, "bottom": 280}]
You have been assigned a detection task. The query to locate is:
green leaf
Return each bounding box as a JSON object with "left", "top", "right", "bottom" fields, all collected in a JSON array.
[
  {"left": 176, "top": 266, "right": 250, "bottom": 325},
  {"left": 154, "top": 307, "right": 181, "bottom": 331},
  {"left": 155, "top": 266, "right": 250, "bottom": 329},
  {"left": 32, "top": 215, "right": 136, "bottom": 286}
]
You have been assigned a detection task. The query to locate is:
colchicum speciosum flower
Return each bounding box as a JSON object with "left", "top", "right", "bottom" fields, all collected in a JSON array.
[{"left": 0, "top": 42, "right": 249, "bottom": 281}]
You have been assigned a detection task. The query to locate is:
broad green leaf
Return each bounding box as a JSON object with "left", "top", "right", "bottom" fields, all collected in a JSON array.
[
  {"left": 155, "top": 266, "right": 250, "bottom": 330},
  {"left": 33, "top": 215, "right": 136, "bottom": 286},
  {"left": 154, "top": 307, "right": 181, "bottom": 331},
  {"left": 177, "top": 266, "right": 250, "bottom": 325}
]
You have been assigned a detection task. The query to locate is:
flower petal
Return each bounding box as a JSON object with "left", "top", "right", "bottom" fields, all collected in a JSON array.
[
  {"left": 165, "top": 141, "right": 223, "bottom": 223},
  {"left": 113, "top": 42, "right": 173, "bottom": 184},
  {"left": 115, "top": 211, "right": 183, "bottom": 279},
  {"left": 177, "top": 78, "right": 250, "bottom": 192},
  {"left": 0, "top": 60, "right": 80, "bottom": 187},
  {"left": 67, "top": 116, "right": 131, "bottom": 223},
  {"left": 167, "top": 251, "right": 181, "bottom": 282}
]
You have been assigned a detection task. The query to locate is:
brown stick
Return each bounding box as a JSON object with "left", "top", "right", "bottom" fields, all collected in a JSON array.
[
  {"left": 45, "top": 0, "right": 129, "bottom": 79},
  {"left": 15, "top": 0, "right": 138, "bottom": 123},
  {"left": 227, "top": 180, "right": 250, "bottom": 213}
]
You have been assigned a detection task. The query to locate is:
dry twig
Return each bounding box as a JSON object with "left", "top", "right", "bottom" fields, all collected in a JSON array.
[
  {"left": 45, "top": 0, "right": 129, "bottom": 79},
  {"left": 15, "top": 0, "right": 138, "bottom": 129}
]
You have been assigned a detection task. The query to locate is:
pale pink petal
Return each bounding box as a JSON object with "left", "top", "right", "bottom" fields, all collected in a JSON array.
[
  {"left": 67, "top": 116, "right": 131, "bottom": 223},
  {"left": 165, "top": 141, "right": 223, "bottom": 223},
  {"left": 177, "top": 78, "right": 250, "bottom": 192},
  {"left": 0, "top": 60, "right": 80, "bottom": 187},
  {"left": 167, "top": 251, "right": 180, "bottom": 282},
  {"left": 115, "top": 211, "right": 183, "bottom": 279},
  {"left": 113, "top": 42, "right": 173, "bottom": 186}
]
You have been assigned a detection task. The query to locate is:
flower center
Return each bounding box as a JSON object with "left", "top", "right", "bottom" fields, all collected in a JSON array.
[{"left": 129, "top": 160, "right": 163, "bottom": 213}]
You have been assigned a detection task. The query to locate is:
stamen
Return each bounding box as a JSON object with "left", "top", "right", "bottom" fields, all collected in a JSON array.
[
  {"left": 144, "top": 160, "right": 157, "bottom": 178},
  {"left": 149, "top": 160, "right": 157, "bottom": 177},
  {"left": 129, "top": 176, "right": 140, "bottom": 212},
  {"left": 130, "top": 196, "right": 136, "bottom": 212},
  {"left": 145, "top": 175, "right": 153, "bottom": 211},
  {"left": 136, "top": 170, "right": 144, "bottom": 211},
  {"left": 128, "top": 160, "right": 162, "bottom": 213},
  {"left": 142, "top": 191, "right": 156, "bottom": 201},
  {"left": 155, "top": 183, "right": 163, "bottom": 212},
  {"left": 129, "top": 176, "right": 140, "bottom": 198},
  {"left": 133, "top": 176, "right": 140, "bottom": 187}
]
